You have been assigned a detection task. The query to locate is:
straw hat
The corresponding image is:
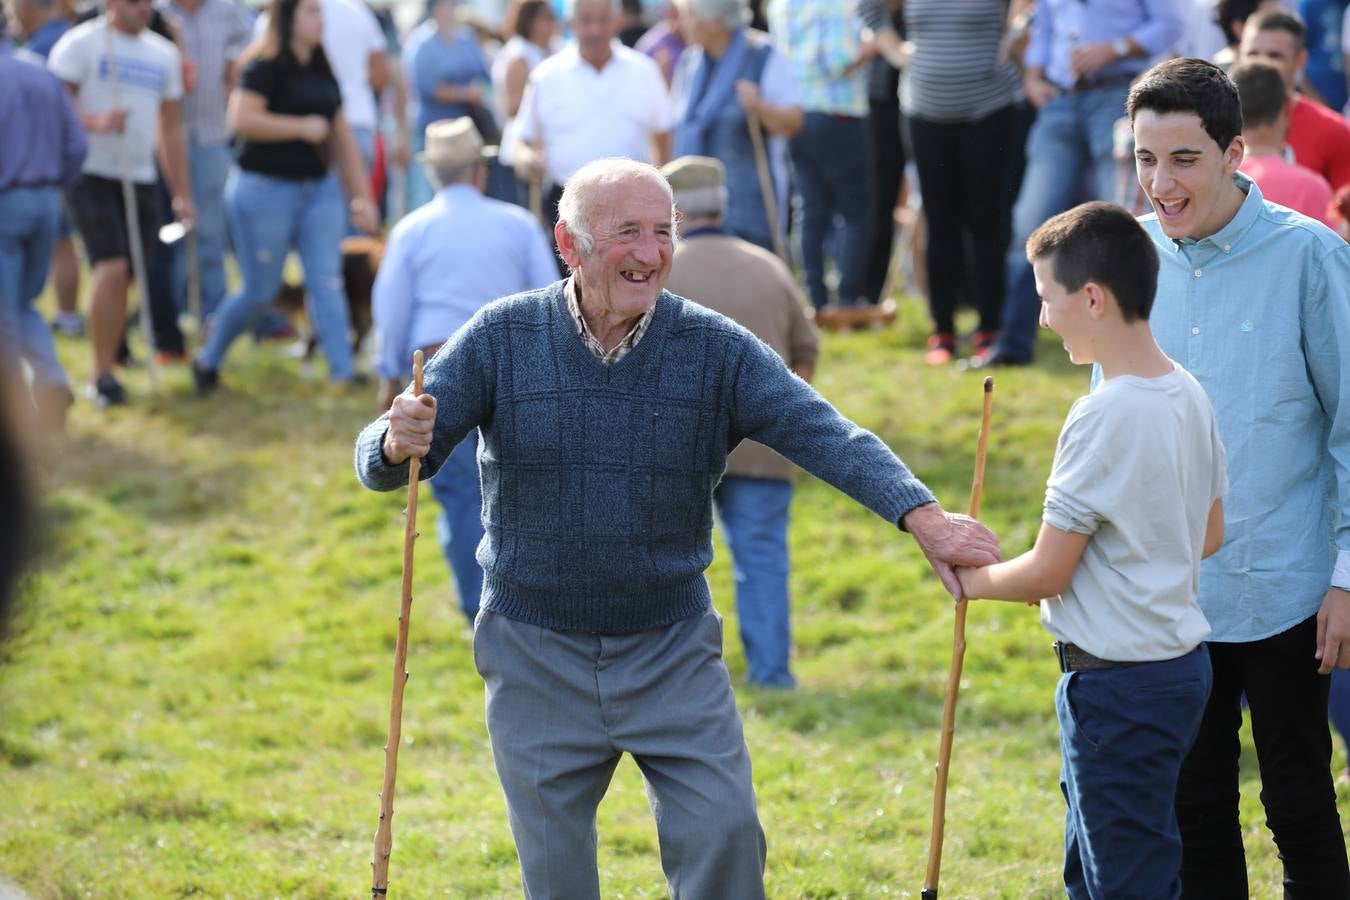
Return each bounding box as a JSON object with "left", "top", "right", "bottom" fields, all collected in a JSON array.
[{"left": 418, "top": 117, "right": 497, "bottom": 167}]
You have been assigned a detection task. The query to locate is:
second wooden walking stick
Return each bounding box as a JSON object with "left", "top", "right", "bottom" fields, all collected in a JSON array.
[
  {"left": 922, "top": 375, "right": 994, "bottom": 900},
  {"left": 746, "top": 106, "right": 787, "bottom": 264},
  {"left": 371, "top": 349, "right": 426, "bottom": 898}
]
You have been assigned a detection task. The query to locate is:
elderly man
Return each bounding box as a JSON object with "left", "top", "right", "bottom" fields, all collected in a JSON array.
[
  {"left": 513, "top": 0, "right": 673, "bottom": 249},
  {"left": 662, "top": 155, "right": 815, "bottom": 688},
  {"left": 355, "top": 156, "right": 999, "bottom": 897},
  {"left": 372, "top": 117, "right": 556, "bottom": 622},
  {"left": 670, "top": 0, "right": 802, "bottom": 253}
]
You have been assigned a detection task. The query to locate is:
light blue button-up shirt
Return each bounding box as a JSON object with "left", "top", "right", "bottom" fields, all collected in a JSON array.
[
  {"left": 372, "top": 183, "right": 559, "bottom": 380},
  {"left": 1024, "top": 0, "right": 1183, "bottom": 91},
  {"left": 1142, "top": 174, "right": 1350, "bottom": 642}
]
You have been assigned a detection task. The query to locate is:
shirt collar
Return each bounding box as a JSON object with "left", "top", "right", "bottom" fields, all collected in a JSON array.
[
  {"left": 565, "top": 276, "right": 655, "bottom": 364},
  {"left": 1171, "top": 171, "right": 1262, "bottom": 255}
]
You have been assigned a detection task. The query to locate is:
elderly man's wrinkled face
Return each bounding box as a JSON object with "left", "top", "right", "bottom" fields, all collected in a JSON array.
[
  {"left": 574, "top": 177, "right": 675, "bottom": 320},
  {"left": 572, "top": 0, "right": 616, "bottom": 60}
]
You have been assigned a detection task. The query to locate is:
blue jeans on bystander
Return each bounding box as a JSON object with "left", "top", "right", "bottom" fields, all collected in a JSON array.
[
  {"left": 174, "top": 142, "right": 232, "bottom": 323},
  {"left": 1056, "top": 645, "right": 1211, "bottom": 899},
  {"left": 787, "top": 112, "right": 875, "bottom": 310},
  {"left": 995, "top": 82, "right": 1129, "bottom": 362},
  {"left": 713, "top": 476, "right": 795, "bottom": 688},
  {"left": 428, "top": 431, "right": 485, "bottom": 623},
  {"left": 0, "top": 186, "right": 67, "bottom": 390},
  {"left": 199, "top": 168, "right": 353, "bottom": 380}
]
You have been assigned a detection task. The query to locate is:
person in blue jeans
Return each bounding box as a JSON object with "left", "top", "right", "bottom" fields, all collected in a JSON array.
[
  {"left": 959, "top": 201, "right": 1228, "bottom": 898},
  {"left": 0, "top": 33, "right": 86, "bottom": 435},
  {"left": 766, "top": 0, "right": 875, "bottom": 311},
  {"left": 193, "top": 0, "right": 378, "bottom": 391},
  {"left": 371, "top": 116, "right": 557, "bottom": 621},
  {"left": 663, "top": 155, "right": 820, "bottom": 687},
  {"left": 976, "top": 0, "right": 1182, "bottom": 367}
]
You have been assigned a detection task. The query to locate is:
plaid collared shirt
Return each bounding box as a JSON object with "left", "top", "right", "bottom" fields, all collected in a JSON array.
[{"left": 566, "top": 277, "right": 654, "bottom": 365}]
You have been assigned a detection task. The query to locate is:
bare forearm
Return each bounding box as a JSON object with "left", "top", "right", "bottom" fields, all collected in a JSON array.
[
  {"left": 963, "top": 551, "right": 1063, "bottom": 602},
  {"left": 232, "top": 109, "right": 317, "bottom": 142},
  {"left": 334, "top": 123, "right": 372, "bottom": 204},
  {"left": 159, "top": 125, "right": 191, "bottom": 200},
  {"left": 650, "top": 131, "right": 672, "bottom": 167},
  {"left": 755, "top": 102, "right": 803, "bottom": 138}
]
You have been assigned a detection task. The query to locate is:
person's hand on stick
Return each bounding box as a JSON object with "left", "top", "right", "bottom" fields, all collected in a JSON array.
[
  {"left": 903, "top": 503, "right": 1001, "bottom": 601},
  {"left": 382, "top": 390, "right": 436, "bottom": 465}
]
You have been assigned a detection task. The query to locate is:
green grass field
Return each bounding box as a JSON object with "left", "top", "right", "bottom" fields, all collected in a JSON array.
[{"left": 0, "top": 295, "right": 1335, "bottom": 897}]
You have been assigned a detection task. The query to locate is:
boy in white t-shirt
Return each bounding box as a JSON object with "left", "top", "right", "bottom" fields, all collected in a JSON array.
[{"left": 957, "top": 201, "right": 1228, "bottom": 899}]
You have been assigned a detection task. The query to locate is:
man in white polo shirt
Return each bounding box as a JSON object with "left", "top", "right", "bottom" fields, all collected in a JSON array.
[{"left": 513, "top": 0, "right": 673, "bottom": 256}]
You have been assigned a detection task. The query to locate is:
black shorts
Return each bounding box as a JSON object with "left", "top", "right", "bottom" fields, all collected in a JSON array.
[{"left": 66, "top": 173, "right": 161, "bottom": 265}]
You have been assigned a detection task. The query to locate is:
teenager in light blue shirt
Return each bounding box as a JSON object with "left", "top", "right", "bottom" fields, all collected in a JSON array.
[
  {"left": 372, "top": 116, "right": 556, "bottom": 622},
  {"left": 1125, "top": 57, "right": 1350, "bottom": 895}
]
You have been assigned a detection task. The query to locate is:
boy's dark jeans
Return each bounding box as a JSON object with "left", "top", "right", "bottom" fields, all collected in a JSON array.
[
  {"left": 1057, "top": 645, "right": 1211, "bottom": 899},
  {"left": 1176, "top": 614, "right": 1350, "bottom": 897}
]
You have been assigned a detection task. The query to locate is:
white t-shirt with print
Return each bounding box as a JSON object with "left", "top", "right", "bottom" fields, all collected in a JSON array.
[
  {"left": 48, "top": 18, "right": 183, "bottom": 184},
  {"left": 516, "top": 41, "right": 673, "bottom": 186}
]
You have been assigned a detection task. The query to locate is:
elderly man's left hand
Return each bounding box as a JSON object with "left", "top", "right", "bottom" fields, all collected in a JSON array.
[{"left": 903, "top": 503, "right": 1001, "bottom": 601}]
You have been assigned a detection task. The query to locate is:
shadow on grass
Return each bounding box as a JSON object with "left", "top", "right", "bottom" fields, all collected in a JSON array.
[{"left": 51, "top": 429, "right": 258, "bottom": 525}]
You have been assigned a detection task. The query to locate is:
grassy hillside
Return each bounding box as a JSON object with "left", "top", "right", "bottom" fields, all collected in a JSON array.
[{"left": 0, "top": 297, "right": 1322, "bottom": 897}]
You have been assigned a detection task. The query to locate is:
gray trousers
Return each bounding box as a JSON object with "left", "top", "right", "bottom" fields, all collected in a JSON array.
[{"left": 473, "top": 607, "right": 767, "bottom": 899}]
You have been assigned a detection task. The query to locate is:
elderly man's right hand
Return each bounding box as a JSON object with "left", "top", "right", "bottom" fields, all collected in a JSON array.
[
  {"left": 902, "top": 503, "right": 1001, "bottom": 601},
  {"left": 381, "top": 391, "right": 437, "bottom": 465}
]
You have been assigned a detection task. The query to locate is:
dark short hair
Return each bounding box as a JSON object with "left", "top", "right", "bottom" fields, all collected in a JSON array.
[
  {"left": 1025, "top": 202, "right": 1159, "bottom": 323},
  {"left": 1231, "top": 58, "right": 1289, "bottom": 129},
  {"left": 1214, "top": 0, "right": 1266, "bottom": 45},
  {"left": 1249, "top": 8, "right": 1306, "bottom": 52},
  {"left": 1127, "top": 57, "right": 1243, "bottom": 152},
  {"left": 505, "top": 0, "right": 552, "bottom": 40}
]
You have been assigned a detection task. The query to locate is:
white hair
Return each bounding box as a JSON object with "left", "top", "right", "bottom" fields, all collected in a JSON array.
[
  {"left": 557, "top": 158, "right": 677, "bottom": 258},
  {"left": 677, "top": 0, "right": 748, "bottom": 31}
]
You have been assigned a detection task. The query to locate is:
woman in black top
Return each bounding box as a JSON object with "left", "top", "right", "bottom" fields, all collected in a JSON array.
[{"left": 193, "top": 0, "right": 377, "bottom": 390}]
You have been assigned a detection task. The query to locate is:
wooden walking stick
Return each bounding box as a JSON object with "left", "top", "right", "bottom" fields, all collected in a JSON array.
[
  {"left": 371, "top": 349, "right": 426, "bottom": 898},
  {"left": 922, "top": 375, "right": 994, "bottom": 900},
  {"left": 745, "top": 106, "right": 787, "bottom": 263}
]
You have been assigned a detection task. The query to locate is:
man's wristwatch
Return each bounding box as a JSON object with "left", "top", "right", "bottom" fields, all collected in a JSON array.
[{"left": 1111, "top": 37, "right": 1131, "bottom": 59}]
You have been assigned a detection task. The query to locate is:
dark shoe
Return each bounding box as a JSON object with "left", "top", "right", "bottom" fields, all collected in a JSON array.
[
  {"left": 191, "top": 360, "right": 220, "bottom": 395},
  {"left": 87, "top": 373, "right": 127, "bottom": 408},
  {"left": 969, "top": 347, "right": 1031, "bottom": 369}
]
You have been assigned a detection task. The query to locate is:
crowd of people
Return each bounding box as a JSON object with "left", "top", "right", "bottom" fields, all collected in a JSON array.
[{"left": 5, "top": 0, "right": 1350, "bottom": 895}]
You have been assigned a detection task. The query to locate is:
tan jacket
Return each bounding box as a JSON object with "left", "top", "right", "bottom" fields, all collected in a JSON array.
[{"left": 666, "top": 232, "right": 820, "bottom": 481}]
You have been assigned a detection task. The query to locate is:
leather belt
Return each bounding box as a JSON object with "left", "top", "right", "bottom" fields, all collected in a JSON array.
[{"left": 1054, "top": 641, "right": 1138, "bottom": 673}]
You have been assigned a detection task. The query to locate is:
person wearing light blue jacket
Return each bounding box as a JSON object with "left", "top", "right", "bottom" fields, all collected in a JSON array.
[{"left": 1122, "top": 57, "right": 1350, "bottom": 895}]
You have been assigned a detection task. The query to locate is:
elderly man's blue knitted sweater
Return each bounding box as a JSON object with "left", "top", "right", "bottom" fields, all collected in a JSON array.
[{"left": 356, "top": 281, "right": 936, "bottom": 633}]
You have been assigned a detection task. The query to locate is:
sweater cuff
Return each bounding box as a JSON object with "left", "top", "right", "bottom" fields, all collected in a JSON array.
[
  {"left": 885, "top": 480, "right": 938, "bottom": 531},
  {"left": 355, "top": 421, "right": 414, "bottom": 492}
]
